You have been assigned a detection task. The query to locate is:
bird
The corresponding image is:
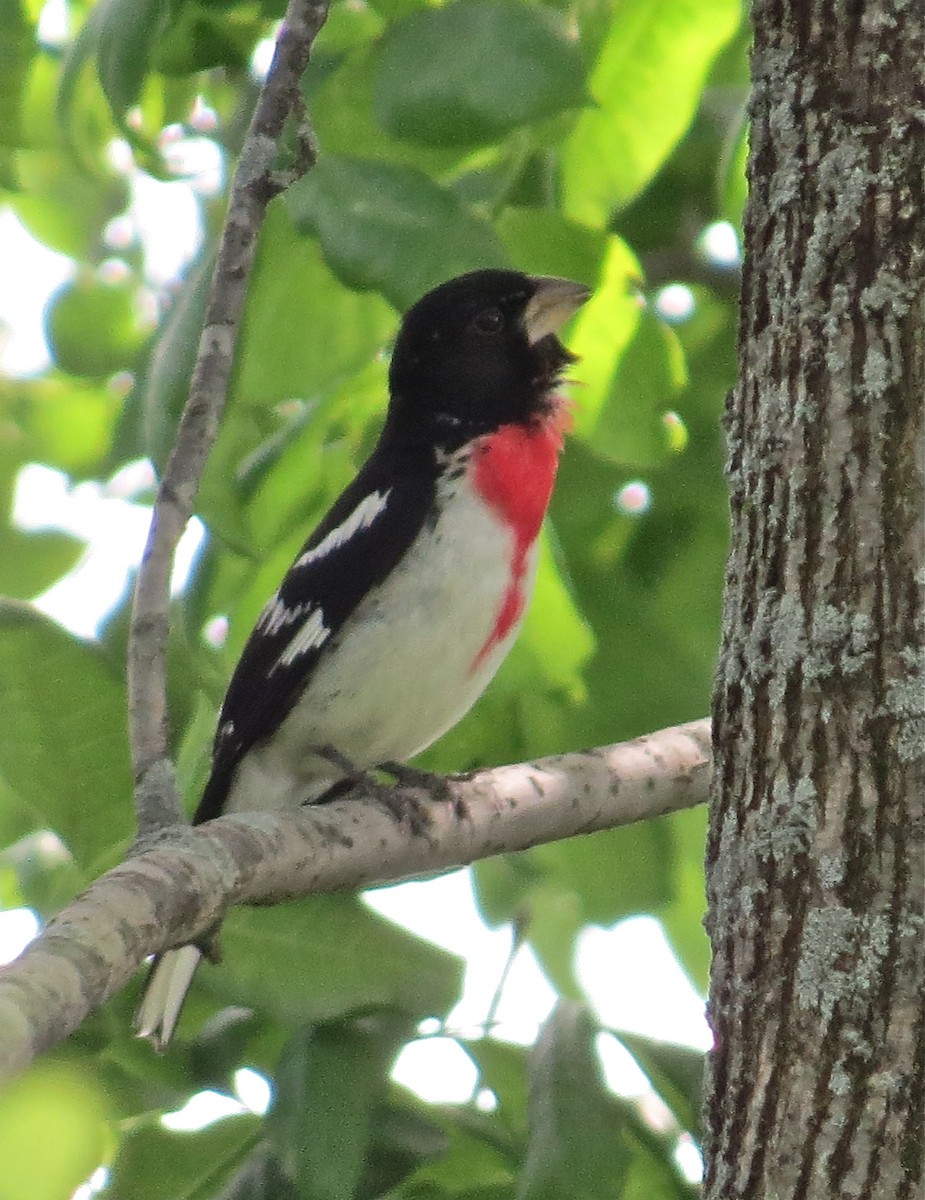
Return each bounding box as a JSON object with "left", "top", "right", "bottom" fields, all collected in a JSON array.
[{"left": 135, "top": 267, "right": 589, "bottom": 1048}]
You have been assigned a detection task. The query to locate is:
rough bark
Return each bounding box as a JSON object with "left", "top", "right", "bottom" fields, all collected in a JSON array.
[{"left": 704, "top": 2, "right": 924, "bottom": 1198}]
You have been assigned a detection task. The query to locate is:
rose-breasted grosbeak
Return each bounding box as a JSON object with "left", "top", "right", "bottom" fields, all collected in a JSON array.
[{"left": 135, "top": 268, "right": 589, "bottom": 1047}]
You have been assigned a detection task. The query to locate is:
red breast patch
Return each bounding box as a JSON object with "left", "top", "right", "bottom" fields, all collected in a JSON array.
[{"left": 469, "top": 412, "right": 567, "bottom": 670}]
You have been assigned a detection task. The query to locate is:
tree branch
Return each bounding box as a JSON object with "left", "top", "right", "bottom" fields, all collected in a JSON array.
[
  {"left": 0, "top": 720, "right": 710, "bottom": 1082},
  {"left": 127, "top": 0, "right": 330, "bottom": 832}
]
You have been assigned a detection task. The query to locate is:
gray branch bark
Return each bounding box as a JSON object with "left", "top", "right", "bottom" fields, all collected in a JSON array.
[
  {"left": 704, "top": 1, "right": 924, "bottom": 1196},
  {"left": 127, "top": 0, "right": 330, "bottom": 832},
  {"left": 0, "top": 720, "right": 710, "bottom": 1082}
]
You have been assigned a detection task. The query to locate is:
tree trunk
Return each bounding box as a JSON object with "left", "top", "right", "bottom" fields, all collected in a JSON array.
[{"left": 704, "top": 1, "right": 924, "bottom": 1197}]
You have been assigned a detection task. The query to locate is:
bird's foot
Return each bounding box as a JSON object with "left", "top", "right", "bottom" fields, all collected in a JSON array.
[
  {"left": 313, "top": 746, "right": 435, "bottom": 833},
  {"left": 316, "top": 744, "right": 369, "bottom": 783},
  {"left": 380, "top": 762, "right": 470, "bottom": 820},
  {"left": 368, "top": 783, "right": 434, "bottom": 835},
  {"left": 379, "top": 761, "right": 449, "bottom": 797}
]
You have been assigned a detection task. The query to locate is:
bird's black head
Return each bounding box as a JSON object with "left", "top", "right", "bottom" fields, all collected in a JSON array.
[{"left": 386, "top": 269, "right": 590, "bottom": 449}]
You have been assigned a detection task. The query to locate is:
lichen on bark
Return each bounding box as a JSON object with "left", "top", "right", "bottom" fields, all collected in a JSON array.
[{"left": 704, "top": 1, "right": 924, "bottom": 1197}]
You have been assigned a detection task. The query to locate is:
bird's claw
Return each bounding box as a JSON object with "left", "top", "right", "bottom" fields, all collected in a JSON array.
[
  {"left": 380, "top": 762, "right": 471, "bottom": 821},
  {"left": 379, "top": 761, "right": 450, "bottom": 797},
  {"left": 369, "top": 785, "right": 434, "bottom": 834},
  {"left": 313, "top": 746, "right": 437, "bottom": 832}
]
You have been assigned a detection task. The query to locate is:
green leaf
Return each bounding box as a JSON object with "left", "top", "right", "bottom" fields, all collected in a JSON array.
[
  {"left": 174, "top": 689, "right": 217, "bottom": 815},
  {"left": 495, "top": 208, "right": 606, "bottom": 287},
  {"left": 267, "top": 1015, "right": 412, "bottom": 1200},
  {"left": 138, "top": 248, "right": 214, "bottom": 469},
  {"left": 0, "top": 1061, "right": 110, "bottom": 1200},
  {"left": 234, "top": 361, "right": 387, "bottom": 554},
  {"left": 568, "top": 235, "right": 643, "bottom": 436},
  {"left": 309, "top": 43, "right": 473, "bottom": 176},
  {"left": 12, "top": 148, "right": 129, "bottom": 260},
  {"left": 473, "top": 852, "right": 539, "bottom": 930},
  {"left": 517, "top": 532, "right": 593, "bottom": 694},
  {"left": 0, "top": 505, "right": 81, "bottom": 600},
  {"left": 518, "top": 1002, "right": 630, "bottom": 1199},
  {"left": 71, "top": 1015, "right": 197, "bottom": 1123},
  {"left": 152, "top": 3, "right": 264, "bottom": 76},
  {"left": 211, "top": 894, "right": 463, "bottom": 1026},
  {"left": 464, "top": 1038, "right": 530, "bottom": 1139},
  {"left": 0, "top": 0, "right": 35, "bottom": 151},
  {"left": 620, "top": 1141, "right": 697, "bottom": 1200},
  {"left": 657, "top": 806, "right": 710, "bottom": 991},
  {"left": 232, "top": 198, "right": 395, "bottom": 406},
  {"left": 9, "top": 374, "right": 123, "bottom": 476},
  {"left": 574, "top": 523, "right": 721, "bottom": 742},
  {"left": 306, "top": 0, "right": 384, "bottom": 57},
  {"left": 198, "top": 209, "right": 396, "bottom": 547},
  {"left": 17, "top": 38, "right": 127, "bottom": 241},
  {"left": 0, "top": 781, "right": 41, "bottom": 863},
  {"left": 550, "top": 274, "right": 732, "bottom": 751},
  {"left": 562, "top": 0, "right": 741, "bottom": 223},
  {"left": 96, "top": 0, "right": 168, "bottom": 118},
  {"left": 365, "top": 0, "right": 429, "bottom": 21},
  {"left": 609, "top": 1029, "right": 704, "bottom": 1139},
  {"left": 401, "top": 1097, "right": 519, "bottom": 1194},
  {"left": 720, "top": 113, "right": 749, "bottom": 229},
  {"left": 356, "top": 1102, "right": 450, "bottom": 1198},
  {"left": 374, "top": 0, "right": 587, "bottom": 148},
  {"left": 56, "top": 1, "right": 106, "bottom": 149},
  {"left": 285, "top": 154, "right": 507, "bottom": 310},
  {"left": 213, "top": 1144, "right": 301, "bottom": 1200},
  {"left": 104, "top": 1114, "right": 262, "bottom": 1200},
  {"left": 0, "top": 147, "right": 15, "bottom": 189},
  {"left": 485, "top": 819, "right": 675, "bottom": 931},
  {"left": 0, "top": 603, "right": 133, "bottom": 867},
  {"left": 567, "top": 815, "right": 674, "bottom": 920},
  {"left": 518, "top": 880, "right": 584, "bottom": 999},
  {"left": 46, "top": 274, "right": 149, "bottom": 379},
  {"left": 1, "top": 829, "right": 83, "bottom": 917},
  {"left": 589, "top": 310, "right": 688, "bottom": 468}
]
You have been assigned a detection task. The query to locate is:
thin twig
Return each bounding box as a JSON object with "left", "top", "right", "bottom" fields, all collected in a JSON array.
[
  {"left": 0, "top": 720, "right": 711, "bottom": 1081},
  {"left": 127, "top": 0, "right": 330, "bottom": 834}
]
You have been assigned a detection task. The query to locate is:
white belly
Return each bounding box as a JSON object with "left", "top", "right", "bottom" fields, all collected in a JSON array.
[{"left": 224, "top": 477, "right": 537, "bottom": 813}]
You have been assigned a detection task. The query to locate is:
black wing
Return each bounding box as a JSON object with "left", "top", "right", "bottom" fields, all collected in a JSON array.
[{"left": 194, "top": 444, "right": 438, "bottom": 823}]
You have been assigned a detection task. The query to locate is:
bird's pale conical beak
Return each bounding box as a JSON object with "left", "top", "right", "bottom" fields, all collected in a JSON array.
[{"left": 523, "top": 276, "right": 591, "bottom": 345}]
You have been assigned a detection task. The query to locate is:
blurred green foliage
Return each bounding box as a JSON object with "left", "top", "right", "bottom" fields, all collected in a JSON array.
[{"left": 0, "top": 0, "right": 747, "bottom": 1194}]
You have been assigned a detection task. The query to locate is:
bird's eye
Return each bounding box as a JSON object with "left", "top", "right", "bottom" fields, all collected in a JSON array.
[{"left": 471, "top": 307, "right": 504, "bottom": 336}]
